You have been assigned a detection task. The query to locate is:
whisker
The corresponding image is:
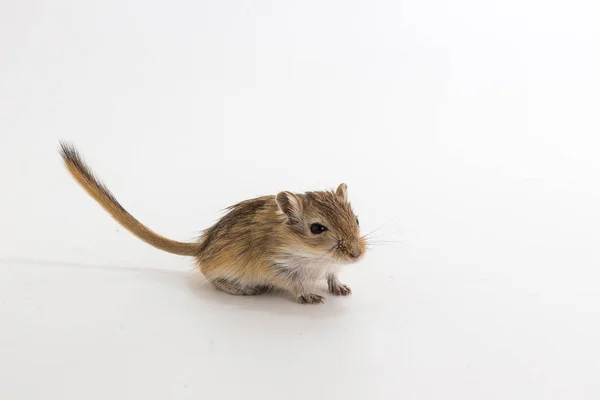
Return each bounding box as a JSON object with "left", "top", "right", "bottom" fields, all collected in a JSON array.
[
  {"left": 365, "top": 237, "right": 402, "bottom": 244},
  {"left": 363, "top": 231, "right": 400, "bottom": 239},
  {"left": 361, "top": 218, "right": 399, "bottom": 239},
  {"left": 362, "top": 229, "right": 400, "bottom": 241},
  {"left": 315, "top": 247, "right": 336, "bottom": 262},
  {"left": 365, "top": 241, "right": 402, "bottom": 248}
]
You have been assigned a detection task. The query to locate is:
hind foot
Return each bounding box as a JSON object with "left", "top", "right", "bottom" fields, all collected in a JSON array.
[{"left": 211, "top": 278, "right": 269, "bottom": 296}]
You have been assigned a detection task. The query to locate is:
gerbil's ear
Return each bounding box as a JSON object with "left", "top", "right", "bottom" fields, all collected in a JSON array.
[
  {"left": 336, "top": 183, "right": 348, "bottom": 202},
  {"left": 276, "top": 191, "right": 303, "bottom": 222}
]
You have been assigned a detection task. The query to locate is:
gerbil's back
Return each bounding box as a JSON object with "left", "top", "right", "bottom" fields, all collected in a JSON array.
[{"left": 196, "top": 196, "right": 284, "bottom": 275}]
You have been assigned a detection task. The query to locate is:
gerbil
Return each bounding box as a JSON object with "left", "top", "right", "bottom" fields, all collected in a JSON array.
[{"left": 58, "top": 142, "right": 367, "bottom": 304}]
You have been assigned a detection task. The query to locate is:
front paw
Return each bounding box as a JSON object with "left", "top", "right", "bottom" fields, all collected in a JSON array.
[
  {"left": 329, "top": 283, "right": 352, "bottom": 296},
  {"left": 297, "top": 293, "right": 325, "bottom": 304}
]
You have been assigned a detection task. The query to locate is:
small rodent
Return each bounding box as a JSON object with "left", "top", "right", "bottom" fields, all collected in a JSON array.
[{"left": 59, "top": 142, "right": 367, "bottom": 304}]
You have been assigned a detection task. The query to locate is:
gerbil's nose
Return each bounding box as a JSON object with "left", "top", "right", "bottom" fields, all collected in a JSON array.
[{"left": 349, "top": 250, "right": 362, "bottom": 260}]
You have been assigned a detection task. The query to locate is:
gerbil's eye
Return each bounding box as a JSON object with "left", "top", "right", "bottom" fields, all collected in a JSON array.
[
  {"left": 356, "top": 217, "right": 360, "bottom": 226},
  {"left": 310, "top": 223, "right": 328, "bottom": 234}
]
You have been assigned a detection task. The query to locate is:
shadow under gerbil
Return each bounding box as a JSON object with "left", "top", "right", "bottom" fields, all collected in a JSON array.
[
  {"left": 185, "top": 273, "right": 353, "bottom": 319},
  {"left": 0, "top": 256, "right": 353, "bottom": 321}
]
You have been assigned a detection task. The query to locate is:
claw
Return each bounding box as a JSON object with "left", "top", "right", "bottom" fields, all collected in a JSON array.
[{"left": 297, "top": 293, "right": 325, "bottom": 304}]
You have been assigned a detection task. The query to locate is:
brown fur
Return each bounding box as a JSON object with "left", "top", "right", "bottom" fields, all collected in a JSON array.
[{"left": 59, "top": 142, "right": 367, "bottom": 304}]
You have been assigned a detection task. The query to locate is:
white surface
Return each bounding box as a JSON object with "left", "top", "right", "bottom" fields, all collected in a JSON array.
[{"left": 1, "top": 0, "right": 600, "bottom": 399}]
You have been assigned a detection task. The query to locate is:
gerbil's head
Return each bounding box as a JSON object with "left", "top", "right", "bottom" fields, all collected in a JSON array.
[{"left": 276, "top": 183, "right": 367, "bottom": 264}]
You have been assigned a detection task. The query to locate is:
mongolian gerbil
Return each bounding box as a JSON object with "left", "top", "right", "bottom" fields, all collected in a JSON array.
[{"left": 59, "top": 142, "right": 366, "bottom": 304}]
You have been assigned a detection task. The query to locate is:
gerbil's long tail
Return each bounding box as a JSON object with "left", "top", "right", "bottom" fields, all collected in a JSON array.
[{"left": 59, "top": 142, "right": 198, "bottom": 257}]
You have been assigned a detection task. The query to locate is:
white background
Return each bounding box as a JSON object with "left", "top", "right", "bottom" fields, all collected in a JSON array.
[{"left": 1, "top": 0, "right": 599, "bottom": 399}]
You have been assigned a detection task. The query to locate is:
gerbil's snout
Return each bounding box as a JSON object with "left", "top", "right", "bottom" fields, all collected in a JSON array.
[
  {"left": 337, "top": 239, "right": 366, "bottom": 263},
  {"left": 349, "top": 244, "right": 366, "bottom": 262}
]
